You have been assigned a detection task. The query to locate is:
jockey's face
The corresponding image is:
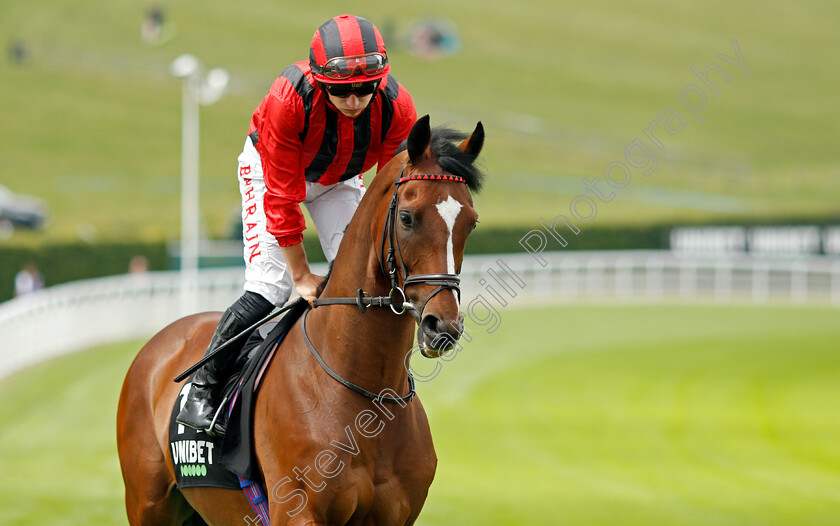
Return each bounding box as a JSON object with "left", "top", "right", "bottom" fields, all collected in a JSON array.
[{"left": 326, "top": 91, "right": 375, "bottom": 118}]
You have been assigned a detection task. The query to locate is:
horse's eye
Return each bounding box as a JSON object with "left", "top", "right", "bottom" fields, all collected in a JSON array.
[
  {"left": 399, "top": 210, "right": 414, "bottom": 228},
  {"left": 471, "top": 221, "right": 479, "bottom": 231}
]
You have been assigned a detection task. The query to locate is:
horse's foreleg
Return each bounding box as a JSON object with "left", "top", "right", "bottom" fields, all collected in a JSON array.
[
  {"left": 118, "top": 354, "right": 194, "bottom": 525},
  {"left": 181, "top": 487, "right": 257, "bottom": 526},
  {"left": 123, "top": 470, "right": 192, "bottom": 526}
]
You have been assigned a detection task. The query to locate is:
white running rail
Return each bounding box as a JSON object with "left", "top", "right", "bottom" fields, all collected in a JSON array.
[{"left": 1, "top": 251, "right": 838, "bottom": 379}]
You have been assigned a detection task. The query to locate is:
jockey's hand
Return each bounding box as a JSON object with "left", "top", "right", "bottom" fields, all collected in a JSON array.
[{"left": 294, "top": 272, "right": 326, "bottom": 303}]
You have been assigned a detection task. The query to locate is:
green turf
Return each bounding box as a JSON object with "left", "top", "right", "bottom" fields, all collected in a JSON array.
[
  {"left": 1, "top": 304, "right": 839, "bottom": 525},
  {"left": 1, "top": 1, "right": 839, "bottom": 246},
  {"left": 0, "top": 341, "right": 140, "bottom": 525}
]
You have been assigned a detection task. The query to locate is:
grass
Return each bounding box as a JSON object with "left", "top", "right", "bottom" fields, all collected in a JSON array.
[
  {"left": 0, "top": 341, "right": 140, "bottom": 525},
  {"left": 0, "top": 1, "right": 839, "bottom": 246},
  {"left": 1, "top": 303, "right": 839, "bottom": 525},
  {"left": 419, "top": 304, "right": 840, "bottom": 525}
]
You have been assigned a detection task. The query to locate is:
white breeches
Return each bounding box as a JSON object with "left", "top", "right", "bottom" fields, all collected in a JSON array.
[{"left": 236, "top": 138, "right": 365, "bottom": 306}]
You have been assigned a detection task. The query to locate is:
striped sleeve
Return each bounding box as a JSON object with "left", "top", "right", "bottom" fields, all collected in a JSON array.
[
  {"left": 377, "top": 78, "right": 417, "bottom": 172},
  {"left": 256, "top": 74, "right": 309, "bottom": 246}
]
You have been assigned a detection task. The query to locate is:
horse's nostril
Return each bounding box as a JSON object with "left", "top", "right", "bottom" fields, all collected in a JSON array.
[
  {"left": 420, "top": 315, "right": 437, "bottom": 337},
  {"left": 419, "top": 315, "right": 442, "bottom": 337},
  {"left": 421, "top": 315, "right": 458, "bottom": 339}
]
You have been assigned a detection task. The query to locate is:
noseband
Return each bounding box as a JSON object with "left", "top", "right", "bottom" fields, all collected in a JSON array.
[{"left": 313, "top": 162, "right": 467, "bottom": 319}]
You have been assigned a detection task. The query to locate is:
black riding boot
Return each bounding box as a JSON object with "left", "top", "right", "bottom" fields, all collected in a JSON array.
[
  {"left": 176, "top": 309, "right": 246, "bottom": 432},
  {"left": 176, "top": 292, "right": 274, "bottom": 434}
]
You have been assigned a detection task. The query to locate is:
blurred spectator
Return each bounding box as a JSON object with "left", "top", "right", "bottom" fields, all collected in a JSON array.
[
  {"left": 407, "top": 17, "right": 460, "bottom": 60},
  {"left": 14, "top": 263, "right": 43, "bottom": 297},
  {"left": 141, "top": 6, "right": 167, "bottom": 45},
  {"left": 7, "top": 39, "right": 29, "bottom": 65},
  {"left": 129, "top": 255, "right": 149, "bottom": 274}
]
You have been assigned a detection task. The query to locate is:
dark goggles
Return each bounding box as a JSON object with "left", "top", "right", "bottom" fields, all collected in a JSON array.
[
  {"left": 323, "top": 80, "right": 379, "bottom": 98},
  {"left": 318, "top": 52, "right": 388, "bottom": 80}
]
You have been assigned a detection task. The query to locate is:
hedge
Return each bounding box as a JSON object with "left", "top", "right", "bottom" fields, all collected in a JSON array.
[
  {"left": 2, "top": 215, "right": 837, "bottom": 302},
  {"left": 0, "top": 241, "right": 169, "bottom": 302}
]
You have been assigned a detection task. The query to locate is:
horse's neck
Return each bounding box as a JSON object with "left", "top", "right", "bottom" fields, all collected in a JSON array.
[{"left": 306, "top": 181, "right": 415, "bottom": 393}]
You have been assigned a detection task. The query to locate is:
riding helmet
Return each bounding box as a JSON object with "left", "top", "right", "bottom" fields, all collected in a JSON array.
[{"left": 309, "top": 14, "right": 391, "bottom": 85}]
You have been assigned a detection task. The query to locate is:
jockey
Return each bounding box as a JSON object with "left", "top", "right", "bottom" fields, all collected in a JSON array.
[{"left": 177, "top": 14, "right": 417, "bottom": 433}]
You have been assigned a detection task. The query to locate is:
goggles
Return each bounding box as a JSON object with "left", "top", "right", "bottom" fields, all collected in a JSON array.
[
  {"left": 324, "top": 80, "right": 380, "bottom": 98},
  {"left": 318, "top": 52, "right": 388, "bottom": 80}
]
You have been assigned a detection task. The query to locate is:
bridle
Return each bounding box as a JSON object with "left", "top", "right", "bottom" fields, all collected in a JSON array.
[
  {"left": 312, "top": 162, "right": 466, "bottom": 319},
  {"left": 378, "top": 164, "right": 466, "bottom": 318},
  {"left": 304, "top": 162, "right": 468, "bottom": 404}
]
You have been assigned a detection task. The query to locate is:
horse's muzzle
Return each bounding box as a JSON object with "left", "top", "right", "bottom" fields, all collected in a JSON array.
[{"left": 417, "top": 313, "right": 464, "bottom": 358}]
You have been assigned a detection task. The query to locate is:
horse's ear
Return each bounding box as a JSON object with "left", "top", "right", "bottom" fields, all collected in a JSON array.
[
  {"left": 407, "top": 115, "right": 431, "bottom": 165},
  {"left": 459, "top": 121, "right": 484, "bottom": 158}
]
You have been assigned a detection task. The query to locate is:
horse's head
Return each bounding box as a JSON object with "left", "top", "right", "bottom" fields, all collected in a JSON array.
[{"left": 381, "top": 115, "right": 485, "bottom": 358}]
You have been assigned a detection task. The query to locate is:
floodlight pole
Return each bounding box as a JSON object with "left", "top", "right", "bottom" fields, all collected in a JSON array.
[
  {"left": 170, "top": 55, "right": 229, "bottom": 316},
  {"left": 180, "top": 72, "right": 200, "bottom": 316}
]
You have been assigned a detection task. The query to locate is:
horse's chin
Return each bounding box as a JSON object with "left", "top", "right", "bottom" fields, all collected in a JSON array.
[{"left": 417, "top": 335, "right": 454, "bottom": 359}]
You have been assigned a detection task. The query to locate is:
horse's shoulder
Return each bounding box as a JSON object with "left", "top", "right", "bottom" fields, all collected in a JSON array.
[
  {"left": 127, "top": 312, "right": 220, "bottom": 378},
  {"left": 153, "top": 311, "right": 222, "bottom": 344}
]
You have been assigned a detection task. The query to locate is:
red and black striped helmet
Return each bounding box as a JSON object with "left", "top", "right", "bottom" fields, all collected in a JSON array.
[{"left": 310, "top": 14, "right": 391, "bottom": 85}]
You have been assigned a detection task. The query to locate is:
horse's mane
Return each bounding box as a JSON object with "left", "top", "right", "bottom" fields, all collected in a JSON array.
[
  {"left": 321, "top": 259, "right": 335, "bottom": 289},
  {"left": 397, "top": 126, "right": 485, "bottom": 193}
]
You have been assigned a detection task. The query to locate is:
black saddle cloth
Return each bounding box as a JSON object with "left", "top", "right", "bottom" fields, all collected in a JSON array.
[{"left": 168, "top": 298, "right": 309, "bottom": 488}]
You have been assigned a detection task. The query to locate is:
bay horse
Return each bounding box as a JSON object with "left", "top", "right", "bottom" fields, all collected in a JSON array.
[{"left": 116, "top": 115, "right": 485, "bottom": 525}]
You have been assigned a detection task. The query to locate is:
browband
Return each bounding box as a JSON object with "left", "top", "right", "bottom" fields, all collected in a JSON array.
[{"left": 396, "top": 173, "right": 467, "bottom": 186}]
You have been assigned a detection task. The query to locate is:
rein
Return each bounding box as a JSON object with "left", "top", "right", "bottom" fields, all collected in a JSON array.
[
  {"left": 300, "top": 308, "right": 415, "bottom": 403},
  {"left": 312, "top": 162, "right": 466, "bottom": 318}
]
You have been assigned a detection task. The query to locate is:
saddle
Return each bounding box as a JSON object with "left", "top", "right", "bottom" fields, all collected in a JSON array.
[{"left": 167, "top": 298, "right": 308, "bottom": 490}]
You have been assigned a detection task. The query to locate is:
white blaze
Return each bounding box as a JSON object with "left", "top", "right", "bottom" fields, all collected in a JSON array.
[{"left": 435, "top": 195, "right": 464, "bottom": 275}]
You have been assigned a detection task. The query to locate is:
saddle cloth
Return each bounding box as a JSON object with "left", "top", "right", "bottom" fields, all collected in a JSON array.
[{"left": 168, "top": 298, "right": 309, "bottom": 489}]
